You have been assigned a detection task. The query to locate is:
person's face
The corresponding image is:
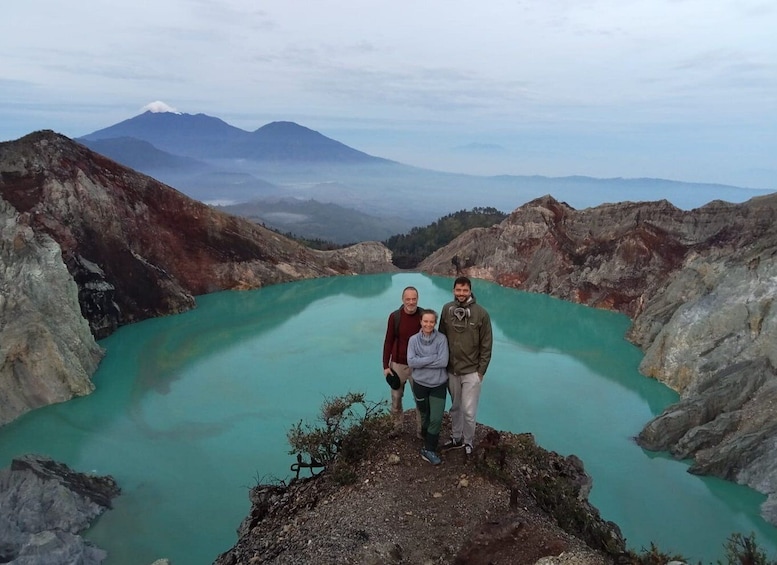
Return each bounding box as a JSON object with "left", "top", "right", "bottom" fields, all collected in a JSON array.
[
  {"left": 453, "top": 283, "right": 471, "bottom": 303},
  {"left": 420, "top": 313, "right": 437, "bottom": 334},
  {"left": 402, "top": 289, "right": 419, "bottom": 313}
]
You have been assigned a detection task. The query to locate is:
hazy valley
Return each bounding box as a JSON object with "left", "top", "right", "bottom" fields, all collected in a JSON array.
[{"left": 77, "top": 110, "right": 772, "bottom": 244}]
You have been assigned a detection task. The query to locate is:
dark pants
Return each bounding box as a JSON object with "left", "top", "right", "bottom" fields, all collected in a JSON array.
[{"left": 412, "top": 381, "right": 447, "bottom": 452}]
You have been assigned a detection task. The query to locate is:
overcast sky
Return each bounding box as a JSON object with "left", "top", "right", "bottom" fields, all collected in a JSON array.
[{"left": 3, "top": 1, "right": 776, "bottom": 188}]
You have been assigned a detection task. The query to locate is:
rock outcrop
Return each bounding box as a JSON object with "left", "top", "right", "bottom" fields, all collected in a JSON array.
[
  {"left": 215, "top": 417, "right": 623, "bottom": 565},
  {"left": 0, "top": 454, "right": 120, "bottom": 564},
  {"left": 0, "top": 196, "right": 103, "bottom": 425},
  {"left": 0, "top": 131, "right": 395, "bottom": 425},
  {"left": 311, "top": 240, "right": 397, "bottom": 275},
  {"left": 420, "top": 194, "right": 777, "bottom": 524}
]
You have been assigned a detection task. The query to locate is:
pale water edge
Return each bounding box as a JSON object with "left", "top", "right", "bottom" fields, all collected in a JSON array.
[{"left": 0, "top": 273, "right": 775, "bottom": 564}]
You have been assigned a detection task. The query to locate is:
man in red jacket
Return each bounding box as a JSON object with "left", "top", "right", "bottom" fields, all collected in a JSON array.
[{"left": 382, "top": 286, "right": 424, "bottom": 438}]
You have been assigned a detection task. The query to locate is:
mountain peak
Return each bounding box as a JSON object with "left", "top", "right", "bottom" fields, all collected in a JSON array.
[
  {"left": 247, "top": 121, "right": 387, "bottom": 163},
  {"left": 256, "top": 121, "right": 314, "bottom": 133},
  {"left": 79, "top": 111, "right": 249, "bottom": 157}
]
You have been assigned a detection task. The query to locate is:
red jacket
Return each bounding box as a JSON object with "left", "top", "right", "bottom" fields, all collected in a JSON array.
[{"left": 382, "top": 308, "right": 423, "bottom": 368}]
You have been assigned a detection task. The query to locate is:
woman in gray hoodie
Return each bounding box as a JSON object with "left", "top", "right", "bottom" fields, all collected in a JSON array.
[{"left": 407, "top": 309, "right": 449, "bottom": 465}]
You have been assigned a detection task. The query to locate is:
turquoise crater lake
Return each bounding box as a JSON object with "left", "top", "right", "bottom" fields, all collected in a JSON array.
[{"left": 1, "top": 273, "right": 775, "bottom": 564}]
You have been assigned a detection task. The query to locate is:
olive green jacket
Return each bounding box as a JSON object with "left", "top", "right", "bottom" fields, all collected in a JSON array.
[{"left": 438, "top": 295, "right": 492, "bottom": 377}]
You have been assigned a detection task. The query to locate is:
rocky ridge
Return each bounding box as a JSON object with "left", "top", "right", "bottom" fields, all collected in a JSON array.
[
  {"left": 215, "top": 415, "right": 623, "bottom": 565},
  {"left": 0, "top": 131, "right": 395, "bottom": 425},
  {"left": 419, "top": 194, "right": 777, "bottom": 524}
]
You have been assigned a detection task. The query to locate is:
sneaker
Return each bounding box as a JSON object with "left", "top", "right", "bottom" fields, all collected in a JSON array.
[
  {"left": 464, "top": 444, "right": 473, "bottom": 456},
  {"left": 441, "top": 437, "right": 464, "bottom": 451},
  {"left": 420, "top": 448, "right": 441, "bottom": 466}
]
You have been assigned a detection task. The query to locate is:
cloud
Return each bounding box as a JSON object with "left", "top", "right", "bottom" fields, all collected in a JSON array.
[{"left": 142, "top": 101, "right": 181, "bottom": 114}]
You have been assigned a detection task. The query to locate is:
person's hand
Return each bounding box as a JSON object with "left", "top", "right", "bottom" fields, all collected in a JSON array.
[
  {"left": 478, "top": 373, "right": 484, "bottom": 382},
  {"left": 384, "top": 368, "right": 392, "bottom": 377}
]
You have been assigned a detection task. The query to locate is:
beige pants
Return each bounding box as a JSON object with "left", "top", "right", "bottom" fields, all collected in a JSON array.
[
  {"left": 390, "top": 362, "right": 422, "bottom": 434},
  {"left": 447, "top": 371, "right": 482, "bottom": 447}
]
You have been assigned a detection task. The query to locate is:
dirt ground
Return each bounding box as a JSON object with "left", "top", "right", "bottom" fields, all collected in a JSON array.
[{"left": 215, "top": 411, "right": 623, "bottom": 565}]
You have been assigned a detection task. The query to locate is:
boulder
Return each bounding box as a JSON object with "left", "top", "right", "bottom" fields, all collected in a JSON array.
[{"left": 0, "top": 454, "right": 120, "bottom": 564}]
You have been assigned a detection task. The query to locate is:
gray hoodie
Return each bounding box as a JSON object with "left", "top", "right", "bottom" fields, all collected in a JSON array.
[{"left": 407, "top": 329, "right": 449, "bottom": 388}]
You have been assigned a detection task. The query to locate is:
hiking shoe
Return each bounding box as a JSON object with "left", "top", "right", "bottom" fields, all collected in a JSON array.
[
  {"left": 420, "top": 449, "right": 441, "bottom": 466},
  {"left": 464, "top": 444, "right": 473, "bottom": 456},
  {"left": 441, "top": 438, "right": 464, "bottom": 451}
]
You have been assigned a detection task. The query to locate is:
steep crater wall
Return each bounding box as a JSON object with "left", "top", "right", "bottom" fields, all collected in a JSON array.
[
  {"left": 420, "top": 193, "right": 777, "bottom": 524},
  {"left": 0, "top": 131, "right": 395, "bottom": 425}
]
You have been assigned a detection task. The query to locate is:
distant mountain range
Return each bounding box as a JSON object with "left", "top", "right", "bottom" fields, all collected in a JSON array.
[
  {"left": 76, "top": 109, "right": 774, "bottom": 243},
  {"left": 81, "top": 112, "right": 391, "bottom": 163},
  {"left": 216, "top": 198, "right": 414, "bottom": 245}
]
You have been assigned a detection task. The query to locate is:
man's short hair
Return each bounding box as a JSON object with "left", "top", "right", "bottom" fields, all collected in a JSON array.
[{"left": 453, "top": 276, "right": 471, "bottom": 288}]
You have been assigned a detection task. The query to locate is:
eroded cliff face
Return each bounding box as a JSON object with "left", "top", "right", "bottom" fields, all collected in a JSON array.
[
  {"left": 0, "top": 196, "right": 103, "bottom": 425},
  {"left": 631, "top": 246, "right": 777, "bottom": 523},
  {"left": 420, "top": 193, "right": 777, "bottom": 524},
  {"left": 0, "top": 131, "right": 395, "bottom": 425}
]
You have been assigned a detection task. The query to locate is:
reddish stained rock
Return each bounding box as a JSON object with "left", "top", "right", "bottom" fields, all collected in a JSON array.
[
  {"left": 1, "top": 131, "right": 394, "bottom": 338},
  {"left": 419, "top": 194, "right": 777, "bottom": 319}
]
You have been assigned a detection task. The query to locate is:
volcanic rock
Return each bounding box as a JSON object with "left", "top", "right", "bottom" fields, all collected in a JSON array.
[
  {"left": 0, "top": 195, "right": 103, "bottom": 425},
  {"left": 0, "top": 454, "right": 120, "bottom": 564},
  {"left": 419, "top": 193, "right": 777, "bottom": 524}
]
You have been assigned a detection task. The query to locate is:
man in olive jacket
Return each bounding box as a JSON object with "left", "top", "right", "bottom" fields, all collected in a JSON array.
[{"left": 438, "top": 276, "right": 493, "bottom": 455}]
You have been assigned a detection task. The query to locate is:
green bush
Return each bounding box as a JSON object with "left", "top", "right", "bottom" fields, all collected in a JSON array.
[
  {"left": 626, "top": 532, "right": 777, "bottom": 565},
  {"left": 627, "top": 542, "right": 685, "bottom": 564},
  {"left": 720, "top": 532, "right": 776, "bottom": 565},
  {"left": 287, "top": 392, "right": 388, "bottom": 484}
]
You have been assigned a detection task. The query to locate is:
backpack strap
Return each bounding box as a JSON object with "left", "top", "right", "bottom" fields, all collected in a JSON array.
[{"left": 393, "top": 307, "right": 403, "bottom": 339}]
